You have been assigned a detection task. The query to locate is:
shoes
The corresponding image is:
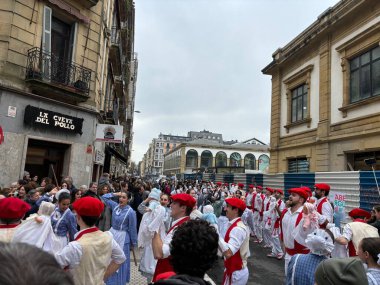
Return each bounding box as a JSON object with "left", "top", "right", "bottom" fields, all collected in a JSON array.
[
  {"left": 253, "top": 239, "right": 263, "bottom": 243},
  {"left": 267, "top": 253, "right": 277, "bottom": 258},
  {"left": 276, "top": 253, "right": 284, "bottom": 260},
  {"left": 263, "top": 244, "right": 272, "bottom": 248}
]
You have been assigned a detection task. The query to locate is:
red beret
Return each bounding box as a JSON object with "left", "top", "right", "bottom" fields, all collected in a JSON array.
[
  {"left": 248, "top": 184, "right": 254, "bottom": 189},
  {"left": 300, "top": 186, "right": 312, "bottom": 197},
  {"left": 216, "top": 182, "right": 222, "bottom": 186},
  {"left": 265, "top": 187, "right": 274, "bottom": 193},
  {"left": 72, "top": 197, "right": 104, "bottom": 217},
  {"left": 224, "top": 183, "right": 229, "bottom": 186},
  {"left": 225, "top": 197, "right": 246, "bottom": 211},
  {"left": 238, "top": 183, "right": 244, "bottom": 188},
  {"left": 256, "top": 186, "right": 263, "bottom": 190},
  {"left": 315, "top": 183, "right": 330, "bottom": 192},
  {"left": 171, "top": 193, "right": 196, "bottom": 208},
  {"left": 0, "top": 198, "right": 31, "bottom": 219},
  {"left": 349, "top": 208, "right": 371, "bottom": 219},
  {"left": 289, "top": 188, "right": 309, "bottom": 200},
  {"left": 275, "top": 189, "right": 284, "bottom": 195}
]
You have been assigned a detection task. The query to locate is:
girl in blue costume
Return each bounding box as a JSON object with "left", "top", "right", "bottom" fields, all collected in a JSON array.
[
  {"left": 50, "top": 190, "right": 77, "bottom": 251},
  {"left": 102, "top": 191, "right": 137, "bottom": 285}
]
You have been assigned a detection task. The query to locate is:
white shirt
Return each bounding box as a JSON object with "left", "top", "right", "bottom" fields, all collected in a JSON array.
[
  {"left": 316, "top": 197, "right": 333, "bottom": 223},
  {"left": 254, "top": 193, "right": 264, "bottom": 212},
  {"left": 55, "top": 227, "right": 126, "bottom": 268},
  {"left": 162, "top": 216, "right": 188, "bottom": 258},
  {"left": 219, "top": 217, "right": 249, "bottom": 254},
  {"left": 246, "top": 192, "right": 254, "bottom": 207},
  {"left": 282, "top": 207, "right": 304, "bottom": 249}
]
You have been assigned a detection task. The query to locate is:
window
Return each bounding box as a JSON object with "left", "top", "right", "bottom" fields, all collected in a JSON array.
[
  {"left": 350, "top": 46, "right": 380, "bottom": 103},
  {"left": 258, "top": 154, "right": 270, "bottom": 172},
  {"left": 283, "top": 65, "right": 313, "bottom": 133},
  {"left": 230, "top": 152, "right": 241, "bottom": 167},
  {"left": 244, "top": 154, "right": 256, "bottom": 170},
  {"left": 186, "top": 149, "right": 198, "bottom": 168},
  {"left": 291, "top": 84, "right": 308, "bottom": 123},
  {"left": 346, "top": 151, "right": 380, "bottom": 171},
  {"left": 288, "top": 157, "right": 309, "bottom": 173},
  {"left": 200, "top": 150, "right": 213, "bottom": 168},
  {"left": 215, "top": 152, "right": 227, "bottom": 167}
]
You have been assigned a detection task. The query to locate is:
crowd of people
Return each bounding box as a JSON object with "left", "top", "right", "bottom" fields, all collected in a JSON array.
[{"left": 0, "top": 173, "right": 380, "bottom": 285}]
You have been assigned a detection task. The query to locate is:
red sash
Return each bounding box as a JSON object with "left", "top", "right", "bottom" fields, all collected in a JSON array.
[
  {"left": 222, "top": 218, "right": 244, "bottom": 285},
  {"left": 74, "top": 227, "right": 99, "bottom": 241},
  {"left": 274, "top": 200, "right": 283, "bottom": 229},
  {"left": 316, "top": 197, "right": 328, "bottom": 228},
  {"left": 280, "top": 209, "right": 310, "bottom": 255},
  {"left": 152, "top": 216, "right": 190, "bottom": 282},
  {"left": 251, "top": 193, "right": 257, "bottom": 212},
  {"left": 0, "top": 224, "right": 19, "bottom": 228}
]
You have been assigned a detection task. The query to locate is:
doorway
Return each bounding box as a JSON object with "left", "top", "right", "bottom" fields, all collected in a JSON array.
[{"left": 25, "top": 139, "right": 70, "bottom": 186}]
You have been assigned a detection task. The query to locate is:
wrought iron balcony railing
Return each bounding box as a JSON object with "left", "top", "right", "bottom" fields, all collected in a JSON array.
[{"left": 25, "top": 47, "right": 91, "bottom": 95}]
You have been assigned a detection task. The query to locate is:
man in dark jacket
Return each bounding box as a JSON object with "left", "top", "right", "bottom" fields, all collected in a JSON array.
[{"left": 151, "top": 219, "right": 218, "bottom": 285}]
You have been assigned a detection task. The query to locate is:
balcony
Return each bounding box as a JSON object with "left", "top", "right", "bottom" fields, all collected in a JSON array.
[
  {"left": 25, "top": 47, "right": 92, "bottom": 103},
  {"left": 109, "top": 27, "right": 122, "bottom": 76},
  {"left": 77, "top": 0, "right": 99, "bottom": 9}
]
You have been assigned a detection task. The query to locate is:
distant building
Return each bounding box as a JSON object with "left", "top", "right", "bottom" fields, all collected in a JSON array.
[
  {"left": 263, "top": 0, "right": 380, "bottom": 173},
  {"left": 162, "top": 137, "right": 270, "bottom": 176}
]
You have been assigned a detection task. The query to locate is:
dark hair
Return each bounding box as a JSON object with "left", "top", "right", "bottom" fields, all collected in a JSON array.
[
  {"left": 120, "top": 182, "right": 128, "bottom": 188},
  {"left": 0, "top": 218, "right": 21, "bottom": 225},
  {"left": 44, "top": 184, "right": 55, "bottom": 194},
  {"left": 170, "top": 219, "right": 218, "bottom": 277},
  {"left": 18, "top": 179, "right": 27, "bottom": 186},
  {"left": 42, "top": 177, "right": 52, "bottom": 185},
  {"left": 70, "top": 188, "right": 82, "bottom": 203},
  {"left": 0, "top": 242, "right": 73, "bottom": 285},
  {"left": 80, "top": 215, "right": 99, "bottom": 227},
  {"left": 58, "top": 192, "right": 71, "bottom": 203},
  {"left": 361, "top": 237, "right": 380, "bottom": 263}
]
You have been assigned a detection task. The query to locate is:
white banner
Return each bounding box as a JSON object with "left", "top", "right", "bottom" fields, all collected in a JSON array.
[{"left": 95, "top": 124, "right": 123, "bottom": 143}]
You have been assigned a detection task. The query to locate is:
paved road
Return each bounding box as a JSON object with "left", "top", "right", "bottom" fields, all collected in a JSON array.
[{"left": 208, "top": 238, "right": 285, "bottom": 285}]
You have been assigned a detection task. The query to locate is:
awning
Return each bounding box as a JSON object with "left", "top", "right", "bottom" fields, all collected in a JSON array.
[{"left": 106, "top": 145, "right": 128, "bottom": 165}]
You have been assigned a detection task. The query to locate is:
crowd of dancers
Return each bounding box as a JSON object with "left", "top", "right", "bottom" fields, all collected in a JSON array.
[{"left": 0, "top": 173, "right": 380, "bottom": 285}]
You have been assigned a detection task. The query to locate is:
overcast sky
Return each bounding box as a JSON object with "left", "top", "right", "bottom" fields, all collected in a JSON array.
[{"left": 131, "top": 0, "right": 340, "bottom": 162}]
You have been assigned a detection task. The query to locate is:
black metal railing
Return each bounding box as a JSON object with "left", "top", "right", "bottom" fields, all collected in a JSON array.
[{"left": 25, "top": 47, "right": 91, "bottom": 95}]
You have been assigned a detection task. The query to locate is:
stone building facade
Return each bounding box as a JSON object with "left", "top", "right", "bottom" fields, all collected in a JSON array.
[
  {"left": 0, "top": 0, "right": 137, "bottom": 187},
  {"left": 263, "top": 0, "right": 380, "bottom": 173}
]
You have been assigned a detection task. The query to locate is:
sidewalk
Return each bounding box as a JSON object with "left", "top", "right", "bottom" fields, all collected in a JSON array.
[{"left": 129, "top": 250, "right": 216, "bottom": 285}]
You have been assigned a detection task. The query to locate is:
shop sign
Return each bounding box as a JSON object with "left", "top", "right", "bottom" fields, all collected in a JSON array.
[
  {"left": 24, "top": 105, "right": 84, "bottom": 135},
  {"left": 95, "top": 124, "right": 123, "bottom": 143}
]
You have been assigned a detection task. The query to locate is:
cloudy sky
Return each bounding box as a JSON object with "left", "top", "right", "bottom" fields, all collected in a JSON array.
[{"left": 131, "top": 0, "right": 340, "bottom": 162}]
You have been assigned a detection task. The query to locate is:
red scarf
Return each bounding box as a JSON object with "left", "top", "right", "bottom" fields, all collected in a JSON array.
[
  {"left": 222, "top": 218, "right": 244, "bottom": 285},
  {"left": 152, "top": 216, "right": 190, "bottom": 282}
]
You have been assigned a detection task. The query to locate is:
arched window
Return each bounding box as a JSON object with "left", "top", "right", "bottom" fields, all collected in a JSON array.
[
  {"left": 244, "top": 154, "right": 256, "bottom": 170},
  {"left": 258, "top": 154, "right": 270, "bottom": 171},
  {"left": 215, "top": 151, "right": 227, "bottom": 167},
  {"left": 186, "top": 149, "right": 198, "bottom": 168},
  {"left": 230, "top": 152, "right": 241, "bottom": 167},
  {"left": 200, "top": 150, "right": 213, "bottom": 168}
]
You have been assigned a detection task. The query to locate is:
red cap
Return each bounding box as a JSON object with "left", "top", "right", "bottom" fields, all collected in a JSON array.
[
  {"left": 238, "top": 183, "right": 244, "bottom": 188},
  {"left": 216, "top": 182, "right": 222, "bottom": 186},
  {"left": 0, "top": 198, "right": 31, "bottom": 219},
  {"left": 289, "top": 188, "right": 309, "bottom": 201},
  {"left": 225, "top": 197, "right": 246, "bottom": 211},
  {"left": 300, "top": 186, "right": 312, "bottom": 197},
  {"left": 256, "top": 186, "right": 263, "bottom": 190},
  {"left": 72, "top": 197, "right": 104, "bottom": 217},
  {"left": 349, "top": 208, "right": 371, "bottom": 219},
  {"left": 265, "top": 187, "right": 274, "bottom": 193},
  {"left": 171, "top": 193, "right": 196, "bottom": 208},
  {"left": 275, "top": 189, "right": 284, "bottom": 195},
  {"left": 248, "top": 184, "right": 254, "bottom": 189},
  {"left": 315, "top": 183, "right": 330, "bottom": 192},
  {"left": 224, "top": 183, "right": 229, "bottom": 186}
]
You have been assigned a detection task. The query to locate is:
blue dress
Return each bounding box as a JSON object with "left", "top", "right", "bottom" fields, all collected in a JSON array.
[
  {"left": 50, "top": 207, "right": 77, "bottom": 250},
  {"left": 103, "top": 193, "right": 138, "bottom": 284}
]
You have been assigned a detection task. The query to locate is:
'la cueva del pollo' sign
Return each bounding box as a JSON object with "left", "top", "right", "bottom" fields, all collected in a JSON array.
[{"left": 24, "top": 105, "right": 84, "bottom": 135}]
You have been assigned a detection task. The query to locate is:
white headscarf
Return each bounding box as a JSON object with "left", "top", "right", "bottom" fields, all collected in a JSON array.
[
  {"left": 305, "top": 229, "right": 335, "bottom": 256},
  {"left": 55, "top": 189, "right": 70, "bottom": 201}
]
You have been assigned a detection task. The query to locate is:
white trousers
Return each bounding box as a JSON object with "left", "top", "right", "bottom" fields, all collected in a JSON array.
[
  {"left": 271, "top": 234, "right": 283, "bottom": 255},
  {"left": 223, "top": 267, "right": 249, "bottom": 285}
]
